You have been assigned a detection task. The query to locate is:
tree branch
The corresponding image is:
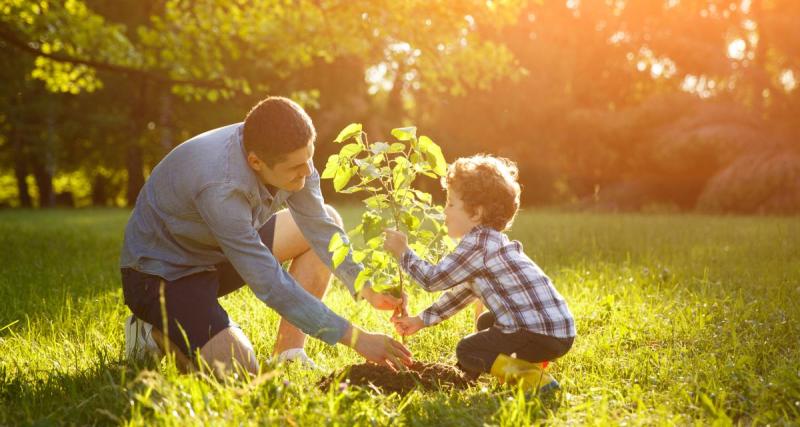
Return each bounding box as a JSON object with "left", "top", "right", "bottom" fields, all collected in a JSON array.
[{"left": 0, "top": 22, "right": 244, "bottom": 93}]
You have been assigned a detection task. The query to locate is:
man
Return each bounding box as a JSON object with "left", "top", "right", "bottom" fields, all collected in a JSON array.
[{"left": 120, "top": 96, "right": 411, "bottom": 375}]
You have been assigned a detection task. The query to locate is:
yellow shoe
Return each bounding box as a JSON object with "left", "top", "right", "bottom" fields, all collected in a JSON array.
[{"left": 490, "top": 354, "right": 560, "bottom": 393}]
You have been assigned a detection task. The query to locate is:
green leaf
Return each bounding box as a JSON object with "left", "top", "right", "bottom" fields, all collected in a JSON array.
[
  {"left": 366, "top": 235, "right": 383, "bottom": 249},
  {"left": 349, "top": 224, "right": 363, "bottom": 238},
  {"left": 355, "top": 159, "right": 380, "bottom": 179},
  {"left": 401, "top": 211, "right": 421, "bottom": 230},
  {"left": 354, "top": 268, "right": 372, "bottom": 293},
  {"left": 419, "top": 136, "right": 447, "bottom": 176},
  {"left": 332, "top": 245, "right": 349, "bottom": 270},
  {"left": 370, "top": 142, "right": 391, "bottom": 154},
  {"left": 371, "top": 154, "right": 385, "bottom": 166},
  {"left": 334, "top": 123, "right": 363, "bottom": 143},
  {"left": 364, "top": 194, "right": 389, "bottom": 210},
  {"left": 321, "top": 154, "right": 340, "bottom": 179},
  {"left": 391, "top": 126, "right": 417, "bottom": 141},
  {"left": 328, "top": 232, "right": 344, "bottom": 252},
  {"left": 392, "top": 157, "right": 410, "bottom": 190},
  {"left": 389, "top": 143, "right": 406, "bottom": 153},
  {"left": 417, "top": 229, "right": 436, "bottom": 241},
  {"left": 362, "top": 211, "right": 385, "bottom": 243},
  {"left": 339, "top": 185, "right": 364, "bottom": 194},
  {"left": 339, "top": 143, "right": 362, "bottom": 159},
  {"left": 410, "top": 242, "right": 427, "bottom": 256},
  {"left": 371, "top": 251, "right": 390, "bottom": 269},
  {"left": 352, "top": 250, "right": 366, "bottom": 263},
  {"left": 419, "top": 170, "right": 439, "bottom": 179},
  {"left": 333, "top": 165, "right": 354, "bottom": 191},
  {"left": 412, "top": 189, "right": 433, "bottom": 204}
]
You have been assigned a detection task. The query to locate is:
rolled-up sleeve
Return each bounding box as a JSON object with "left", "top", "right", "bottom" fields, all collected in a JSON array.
[
  {"left": 195, "top": 183, "right": 349, "bottom": 345},
  {"left": 421, "top": 282, "right": 477, "bottom": 326},
  {"left": 286, "top": 164, "right": 363, "bottom": 297}
]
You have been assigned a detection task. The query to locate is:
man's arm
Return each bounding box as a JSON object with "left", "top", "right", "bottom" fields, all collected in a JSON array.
[
  {"left": 285, "top": 164, "right": 364, "bottom": 297},
  {"left": 195, "top": 183, "right": 349, "bottom": 345}
]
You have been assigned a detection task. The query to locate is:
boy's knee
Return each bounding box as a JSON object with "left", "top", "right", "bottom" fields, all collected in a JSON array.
[
  {"left": 476, "top": 311, "right": 495, "bottom": 331},
  {"left": 324, "top": 204, "right": 344, "bottom": 228},
  {"left": 455, "top": 339, "right": 477, "bottom": 369},
  {"left": 456, "top": 337, "right": 498, "bottom": 375},
  {"left": 200, "top": 326, "right": 259, "bottom": 377}
]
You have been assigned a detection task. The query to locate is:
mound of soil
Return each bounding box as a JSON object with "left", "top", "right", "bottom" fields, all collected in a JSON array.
[{"left": 318, "top": 361, "right": 474, "bottom": 394}]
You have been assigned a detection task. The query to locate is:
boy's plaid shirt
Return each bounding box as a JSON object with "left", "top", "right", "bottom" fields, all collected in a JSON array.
[{"left": 401, "top": 225, "right": 576, "bottom": 339}]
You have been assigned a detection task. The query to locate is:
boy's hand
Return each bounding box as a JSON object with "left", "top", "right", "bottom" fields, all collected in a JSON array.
[
  {"left": 391, "top": 315, "right": 425, "bottom": 336},
  {"left": 383, "top": 229, "right": 409, "bottom": 259}
]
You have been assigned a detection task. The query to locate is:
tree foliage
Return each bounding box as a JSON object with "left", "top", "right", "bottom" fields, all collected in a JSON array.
[{"left": 0, "top": 0, "right": 798, "bottom": 213}]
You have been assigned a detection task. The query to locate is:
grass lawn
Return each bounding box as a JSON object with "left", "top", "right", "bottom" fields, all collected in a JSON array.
[{"left": 0, "top": 207, "right": 798, "bottom": 425}]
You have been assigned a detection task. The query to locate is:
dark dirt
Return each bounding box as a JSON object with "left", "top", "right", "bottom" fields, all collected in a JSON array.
[{"left": 318, "top": 361, "right": 474, "bottom": 394}]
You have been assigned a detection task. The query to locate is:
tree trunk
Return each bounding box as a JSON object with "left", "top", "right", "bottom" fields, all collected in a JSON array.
[
  {"left": 10, "top": 92, "right": 32, "bottom": 207},
  {"left": 159, "top": 88, "right": 174, "bottom": 152},
  {"left": 11, "top": 126, "right": 32, "bottom": 208},
  {"left": 31, "top": 157, "right": 54, "bottom": 208},
  {"left": 91, "top": 173, "right": 108, "bottom": 206},
  {"left": 126, "top": 143, "right": 144, "bottom": 206},
  {"left": 126, "top": 77, "right": 149, "bottom": 207}
]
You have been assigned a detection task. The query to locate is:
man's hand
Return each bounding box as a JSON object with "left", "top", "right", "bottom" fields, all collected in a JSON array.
[
  {"left": 339, "top": 325, "right": 413, "bottom": 371},
  {"left": 383, "top": 229, "right": 409, "bottom": 259},
  {"left": 391, "top": 315, "right": 425, "bottom": 337},
  {"left": 359, "top": 284, "right": 406, "bottom": 312}
]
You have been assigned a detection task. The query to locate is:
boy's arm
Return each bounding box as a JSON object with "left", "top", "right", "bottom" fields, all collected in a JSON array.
[
  {"left": 400, "top": 230, "right": 485, "bottom": 292},
  {"left": 420, "top": 282, "right": 478, "bottom": 327}
]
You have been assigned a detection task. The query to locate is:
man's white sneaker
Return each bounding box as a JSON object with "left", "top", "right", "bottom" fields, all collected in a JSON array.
[
  {"left": 124, "top": 315, "right": 162, "bottom": 360},
  {"left": 275, "top": 348, "right": 319, "bottom": 370}
]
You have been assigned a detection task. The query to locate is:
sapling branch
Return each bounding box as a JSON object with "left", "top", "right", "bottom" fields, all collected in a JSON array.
[{"left": 325, "top": 123, "right": 449, "bottom": 343}]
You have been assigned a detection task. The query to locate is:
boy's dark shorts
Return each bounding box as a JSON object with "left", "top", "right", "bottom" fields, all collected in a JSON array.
[{"left": 121, "top": 216, "right": 276, "bottom": 358}]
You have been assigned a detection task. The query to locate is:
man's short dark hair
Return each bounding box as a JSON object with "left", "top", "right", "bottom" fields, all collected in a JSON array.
[{"left": 243, "top": 97, "right": 316, "bottom": 166}]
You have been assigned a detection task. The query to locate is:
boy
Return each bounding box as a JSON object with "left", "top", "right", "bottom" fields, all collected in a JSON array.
[{"left": 384, "top": 155, "right": 575, "bottom": 392}]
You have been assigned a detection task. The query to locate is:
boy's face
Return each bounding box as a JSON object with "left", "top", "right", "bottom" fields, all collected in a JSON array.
[{"left": 444, "top": 189, "right": 481, "bottom": 238}]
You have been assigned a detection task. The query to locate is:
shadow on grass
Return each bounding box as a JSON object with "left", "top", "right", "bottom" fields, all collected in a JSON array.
[
  {"left": 0, "top": 351, "right": 159, "bottom": 425},
  {"left": 396, "top": 384, "right": 564, "bottom": 426}
]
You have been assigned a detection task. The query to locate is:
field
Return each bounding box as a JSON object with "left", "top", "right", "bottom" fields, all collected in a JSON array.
[{"left": 0, "top": 208, "right": 798, "bottom": 425}]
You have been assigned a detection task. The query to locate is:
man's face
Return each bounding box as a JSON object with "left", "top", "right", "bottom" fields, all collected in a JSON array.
[{"left": 249, "top": 143, "right": 315, "bottom": 192}]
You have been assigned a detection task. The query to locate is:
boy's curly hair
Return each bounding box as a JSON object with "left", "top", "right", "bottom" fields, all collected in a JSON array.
[{"left": 444, "top": 155, "right": 521, "bottom": 231}]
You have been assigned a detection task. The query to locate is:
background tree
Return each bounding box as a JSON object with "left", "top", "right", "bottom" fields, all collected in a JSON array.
[{"left": 1, "top": 0, "right": 797, "bottom": 213}]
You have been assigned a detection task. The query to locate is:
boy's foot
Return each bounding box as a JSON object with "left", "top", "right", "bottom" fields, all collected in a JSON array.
[
  {"left": 490, "top": 354, "right": 561, "bottom": 395},
  {"left": 124, "top": 315, "right": 162, "bottom": 360},
  {"left": 276, "top": 348, "right": 319, "bottom": 370}
]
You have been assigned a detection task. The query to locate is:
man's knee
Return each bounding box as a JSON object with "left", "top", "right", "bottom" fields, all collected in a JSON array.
[
  {"left": 200, "top": 326, "right": 259, "bottom": 377},
  {"left": 324, "top": 204, "right": 344, "bottom": 228}
]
